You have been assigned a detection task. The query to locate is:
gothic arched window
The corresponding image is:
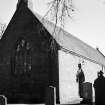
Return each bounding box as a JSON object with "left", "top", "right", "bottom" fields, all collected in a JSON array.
[{"left": 13, "top": 38, "right": 32, "bottom": 75}]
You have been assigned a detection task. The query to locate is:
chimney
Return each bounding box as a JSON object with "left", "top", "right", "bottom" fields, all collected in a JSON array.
[
  {"left": 17, "top": 0, "right": 28, "bottom": 8},
  {"left": 17, "top": 0, "right": 33, "bottom": 10}
]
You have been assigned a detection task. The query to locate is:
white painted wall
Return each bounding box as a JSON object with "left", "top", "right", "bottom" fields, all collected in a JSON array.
[{"left": 58, "top": 50, "right": 102, "bottom": 104}]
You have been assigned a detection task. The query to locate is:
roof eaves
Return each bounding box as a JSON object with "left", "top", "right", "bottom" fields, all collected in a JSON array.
[{"left": 61, "top": 46, "right": 105, "bottom": 67}]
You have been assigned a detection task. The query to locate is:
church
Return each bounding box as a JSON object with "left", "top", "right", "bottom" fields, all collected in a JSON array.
[
  {"left": 0, "top": 0, "right": 59, "bottom": 103},
  {"left": 0, "top": 0, "right": 105, "bottom": 104}
]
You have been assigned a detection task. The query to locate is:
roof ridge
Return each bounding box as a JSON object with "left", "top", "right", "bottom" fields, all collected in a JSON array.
[
  {"left": 27, "top": 7, "right": 105, "bottom": 66},
  {"left": 30, "top": 9, "right": 97, "bottom": 52}
]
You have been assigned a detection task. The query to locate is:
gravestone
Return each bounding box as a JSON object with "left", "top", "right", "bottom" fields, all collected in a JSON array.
[
  {"left": 82, "top": 82, "right": 93, "bottom": 103},
  {"left": 45, "top": 86, "right": 56, "bottom": 105},
  {"left": 0, "top": 95, "right": 7, "bottom": 105}
]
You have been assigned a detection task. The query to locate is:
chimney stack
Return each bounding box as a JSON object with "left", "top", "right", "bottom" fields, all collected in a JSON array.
[
  {"left": 17, "top": 0, "right": 33, "bottom": 10},
  {"left": 17, "top": 0, "right": 28, "bottom": 8}
]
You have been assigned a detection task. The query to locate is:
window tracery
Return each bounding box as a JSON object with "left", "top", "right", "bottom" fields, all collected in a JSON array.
[{"left": 13, "top": 38, "right": 32, "bottom": 75}]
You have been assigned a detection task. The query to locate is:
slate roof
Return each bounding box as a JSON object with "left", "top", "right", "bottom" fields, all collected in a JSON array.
[
  {"left": 30, "top": 9, "right": 105, "bottom": 66},
  {"left": 3, "top": 1, "right": 105, "bottom": 67}
]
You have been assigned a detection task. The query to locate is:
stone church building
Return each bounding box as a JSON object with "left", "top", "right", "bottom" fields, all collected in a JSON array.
[
  {"left": 0, "top": 0, "right": 105, "bottom": 104},
  {"left": 0, "top": 0, "right": 60, "bottom": 104}
]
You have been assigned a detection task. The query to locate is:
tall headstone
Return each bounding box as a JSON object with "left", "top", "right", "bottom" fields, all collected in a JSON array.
[
  {"left": 45, "top": 86, "right": 56, "bottom": 105},
  {"left": 82, "top": 82, "right": 93, "bottom": 103}
]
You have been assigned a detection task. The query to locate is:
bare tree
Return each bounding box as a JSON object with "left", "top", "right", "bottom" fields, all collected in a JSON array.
[
  {"left": 42, "top": 0, "right": 75, "bottom": 53},
  {"left": 44, "top": 0, "right": 75, "bottom": 27},
  {"left": 0, "top": 23, "right": 6, "bottom": 39}
]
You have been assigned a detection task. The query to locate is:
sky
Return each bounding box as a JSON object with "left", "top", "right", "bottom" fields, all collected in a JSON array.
[{"left": 0, "top": 0, "right": 105, "bottom": 54}]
